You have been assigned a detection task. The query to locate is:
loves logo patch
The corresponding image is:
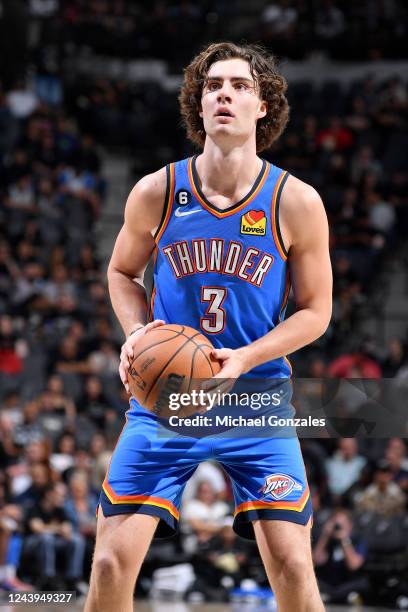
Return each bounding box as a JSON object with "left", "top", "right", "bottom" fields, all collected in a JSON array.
[
  {"left": 240, "top": 210, "right": 266, "bottom": 236},
  {"left": 260, "top": 474, "right": 302, "bottom": 500}
]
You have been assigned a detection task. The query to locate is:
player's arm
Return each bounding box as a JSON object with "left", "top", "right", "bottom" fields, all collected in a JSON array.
[
  {"left": 107, "top": 168, "right": 167, "bottom": 390},
  {"left": 214, "top": 176, "right": 332, "bottom": 377},
  {"left": 107, "top": 168, "right": 167, "bottom": 337}
]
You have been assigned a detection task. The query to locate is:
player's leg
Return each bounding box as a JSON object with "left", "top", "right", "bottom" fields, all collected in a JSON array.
[
  {"left": 216, "top": 398, "right": 322, "bottom": 611},
  {"left": 84, "top": 510, "right": 159, "bottom": 612},
  {"left": 254, "top": 518, "right": 324, "bottom": 611},
  {"left": 85, "top": 400, "right": 209, "bottom": 611}
]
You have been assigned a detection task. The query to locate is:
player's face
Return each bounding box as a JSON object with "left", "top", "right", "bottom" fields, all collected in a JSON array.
[{"left": 200, "top": 58, "right": 267, "bottom": 147}]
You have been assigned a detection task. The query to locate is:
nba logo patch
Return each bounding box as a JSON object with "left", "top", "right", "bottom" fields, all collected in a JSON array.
[
  {"left": 261, "top": 474, "right": 302, "bottom": 500},
  {"left": 240, "top": 210, "right": 266, "bottom": 236}
]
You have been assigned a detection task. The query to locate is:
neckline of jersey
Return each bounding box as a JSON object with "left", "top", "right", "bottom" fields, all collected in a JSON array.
[{"left": 188, "top": 155, "right": 269, "bottom": 218}]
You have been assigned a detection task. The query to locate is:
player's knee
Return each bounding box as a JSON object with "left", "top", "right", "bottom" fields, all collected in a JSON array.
[
  {"left": 92, "top": 552, "right": 121, "bottom": 582},
  {"left": 278, "top": 553, "right": 313, "bottom": 586}
]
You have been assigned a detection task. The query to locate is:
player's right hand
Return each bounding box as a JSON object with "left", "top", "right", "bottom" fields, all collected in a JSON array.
[{"left": 119, "top": 319, "right": 166, "bottom": 393}]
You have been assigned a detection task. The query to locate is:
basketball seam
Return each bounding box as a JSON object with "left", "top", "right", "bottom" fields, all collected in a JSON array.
[
  {"left": 130, "top": 326, "right": 214, "bottom": 365},
  {"left": 130, "top": 326, "right": 187, "bottom": 364},
  {"left": 187, "top": 346, "right": 198, "bottom": 393},
  {"left": 196, "top": 343, "right": 218, "bottom": 375},
  {"left": 140, "top": 326, "right": 214, "bottom": 350},
  {"left": 187, "top": 342, "right": 211, "bottom": 392},
  {"left": 143, "top": 331, "right": 203, "bottom": 405}
]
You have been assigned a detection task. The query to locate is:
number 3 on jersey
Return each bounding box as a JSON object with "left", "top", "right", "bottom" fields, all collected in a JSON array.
[{"left": 200, "top": 287, "right": 227, "bottom": 334}]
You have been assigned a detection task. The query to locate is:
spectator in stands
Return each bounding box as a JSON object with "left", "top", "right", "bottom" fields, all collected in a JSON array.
[
  {"left": 325, "top": 439, "right": 366, "bottom": 500},
  {"left": 315, "top": 0, "right": 345, "bottom": 40},
  {"left": 182, "top": 461, "right": 228, "bottom": 505},
  {"left": 23, "top": 482, "right": 85, "bottom": 590},
  {"left": 53, "top": 336, "right": 92, "bottom": 376},
  {"left": 77, "top": 376, "right": 111, "bottom": 431},
  {"left": 58, "top": 164, "right": 100, "bottom": 219},
  {"left": 385, "top": 438, "right": 408, "bottom": 492},
  {"left": 0, "top": 315, "right": 28, "bottom": 380},
  {"left": 64, "top": 469, "right": 97, "bottom": 579},
  {"left": 13, "top": 462, "right": 52, "bottom": 511},
  {"left": 346, "top": 96, "right": 371, "bottom": 134},
  {"left": 356, "top": 459, "right": 406, "bottom": 517},
  {"left": 36, "top": 177, "right": 64, "bottom": 246},
  {"left": 1, "top": 392, "right": 23, "bottom": 428},
  {"left": 351, "top": 146, "right": 382, "bottom": 185},
  {"left": 12, "top": 401, "right": 44, "bottom": 449},
  {"left": 182, "top": 480, "right": 230, "bottom": 552},
  {"left": 0, "top": 241, "right": 20, "bottom": 314},
  {"left": 4, "top": 174, "right": 37, "bottom": 237},
  {"left": 50, "top": 433, "right": 76, "bottom": 477},
  {"left": 328, "top": 345, "right": 382, "bottom": 378},
  {"left": 0, "top": 502, "right": 33, "bottom": 591},
  {"left": 0, "top": 414, "right": 21, "bottom": 478},
  {"left": 366, "top": 189, "right": 396, "bottom": 238},
  {"left": 65, "top": 471, "right": 97, "bottom": 538},
  {"left": 313, "top": 508, "right": 368, "bottom": 604},
  {"left": 187, "top": 517, "right": 253, "bottom": 602},
  {"left": 260, "top": 0, "right": 298, "bottom": 54},
  {"left": 316, "top": 117, "right": 354, "bottom": 152},
  {"left": 6, "top": 80, "right": 38, "bottom": 120},
  {"left": 382, "top": 338, "right": 406, "bottom": 377},
  {"left": 42, "top": 263, "right": 77, "bottom": 308},
  {"left": 7, "top": 438, "right": 51, "bottom": 503},
  {"left": 35, "top": 376, "right": 76, "bottom": 439}
]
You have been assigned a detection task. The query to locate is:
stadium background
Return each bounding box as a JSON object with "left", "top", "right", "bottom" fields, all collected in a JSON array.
[{"left": 0, "top": 0, "right": 408, "bottom": 609}]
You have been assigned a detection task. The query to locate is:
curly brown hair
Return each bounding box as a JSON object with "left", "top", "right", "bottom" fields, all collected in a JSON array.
[{"left": 179, "top": 42, "right": 289, "bottom": 153}]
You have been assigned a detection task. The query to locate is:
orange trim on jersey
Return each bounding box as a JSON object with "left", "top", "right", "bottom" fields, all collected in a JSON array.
[
  {"left": 150, "top": 163, "right": 174, "bottom": 321},
  {"left": 155, "top": 163, "right": 175, "bottom": 244},
  {"left": 271, "top": 170, "right": 288, "bottom": 261},
  {"left": 283, "top": 356, "right": 293, "bottom": 376},
  {"left": 278, "top": 268, "right": 291, "bottom": 323},
  {"left": 188, "top": 157, "right": 270, "bottom": 218},
  {"left": 276, "top": 268, "right": 293, "bottom": 376},
  {"left": 102, "top": 480, "right": 180, "bottom": 520},
  {"left": 149, "top": 286, "right": 156, "bottom": 322},
  {"left": 234, "top": 485, "right": 309, "bottom": 515}
]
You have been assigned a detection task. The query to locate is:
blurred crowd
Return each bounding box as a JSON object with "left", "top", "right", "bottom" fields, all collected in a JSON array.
[
  {"left": 0, "top": 1, "right": 408, "bottom": 607},
  {"left": 2, "top": 0, "right": 407, "bottom": 77},
  {"left": 0, "top": 69, "right": 119, "bottom": 596}
]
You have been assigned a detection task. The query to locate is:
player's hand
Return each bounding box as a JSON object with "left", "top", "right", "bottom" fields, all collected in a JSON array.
[
  {"left": 202, "top": 348, "right": 246, "bottom": 397},
  {"left": 119, "top": 319, "right": 166, "bottom": 392}
]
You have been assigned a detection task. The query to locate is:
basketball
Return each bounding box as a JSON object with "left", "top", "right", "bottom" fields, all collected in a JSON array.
[{"left": 127, "top": 324, "right": 221, "bottom": 418}]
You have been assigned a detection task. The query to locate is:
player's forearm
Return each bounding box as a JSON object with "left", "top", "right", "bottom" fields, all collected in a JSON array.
[
  {"left": 237, "top": 306, "right": 330, "bottom": 373},
  {"left": 107, "top": 268, "right": 148, "bottom": 337}
]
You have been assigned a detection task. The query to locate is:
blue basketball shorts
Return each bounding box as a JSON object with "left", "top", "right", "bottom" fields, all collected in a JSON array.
[{"left": 98, "top": 382, "right": 312, "bottom": 540}]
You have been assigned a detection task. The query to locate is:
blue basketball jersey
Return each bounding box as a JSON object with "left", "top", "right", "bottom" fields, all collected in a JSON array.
[{"left": 151, "top": 155, "right": 292, "bottom": 379}]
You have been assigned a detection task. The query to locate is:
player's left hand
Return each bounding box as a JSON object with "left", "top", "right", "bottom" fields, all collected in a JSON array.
[{"left": 202, "top": 348, "right": 246, "bottom": 397}]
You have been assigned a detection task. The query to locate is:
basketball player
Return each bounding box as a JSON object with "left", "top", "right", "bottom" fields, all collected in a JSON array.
[{"left": 85, "top": 42, "right": 332, "bottom": 612}]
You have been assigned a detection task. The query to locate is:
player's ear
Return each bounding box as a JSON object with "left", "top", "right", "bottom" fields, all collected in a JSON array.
[{"left": 257, "top": 100, "right": 267, "bottom": 120}]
